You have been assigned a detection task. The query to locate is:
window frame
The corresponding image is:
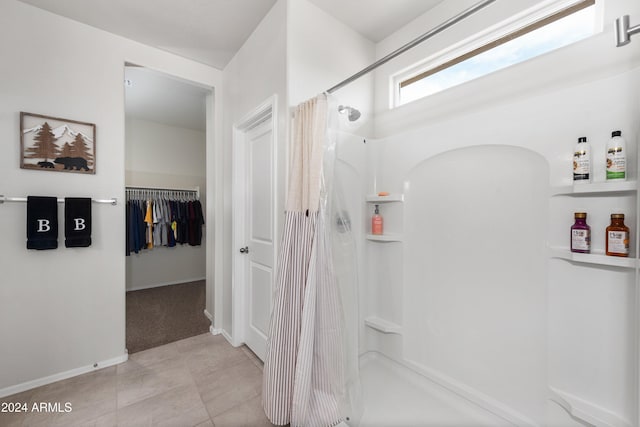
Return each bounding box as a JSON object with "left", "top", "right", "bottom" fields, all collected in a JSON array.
[{"left": 392, "top": 0, "right": 598, "bottom": 108}]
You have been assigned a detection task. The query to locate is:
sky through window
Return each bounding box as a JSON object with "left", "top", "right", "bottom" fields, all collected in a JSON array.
[{"left": 399, "top": 5, "right": 595, "bottom": 105}]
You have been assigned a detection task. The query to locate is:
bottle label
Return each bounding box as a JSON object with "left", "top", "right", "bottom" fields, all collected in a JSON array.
[
  {"left": 573, "top": 149, "right": 589, "bottom": 181},
  {"left": 372, "top": 216, "right": 383, "bottom": 235},
  {"left": 606, "top": 147, "right": 625, "bottom": 179},
  {"left": 571, "top": 229, "right": 590, "bottom": 251},
  {"left": 608, "top": 231, "right": 629, "bottom": 254}
]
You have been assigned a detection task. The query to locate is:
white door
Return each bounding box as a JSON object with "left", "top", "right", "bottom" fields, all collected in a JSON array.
[{"left": 240, "top": 117, "right": 275, "bottom": 360}]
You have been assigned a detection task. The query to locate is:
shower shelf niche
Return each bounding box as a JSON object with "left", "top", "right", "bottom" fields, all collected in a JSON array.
[
  {"left": 364, "top": 316, "right": 402, "bottom": 335},
  {"left": 549, "top": 246, "right": 637, "bottom": 269},
  {"left": 366, "top": 233, "right": 403, "bottom": 242},
  {"left": 551, "top": 180, "right": 637, "bottom": 196},
  {"left": 366, "top": 193, "right": 404, "bottom": 241},
  {"left": 549, "top": 178, "right": 638, "bottom": 269},
  {"left": 366, "top": 193, "right": 405, "bottom": 203}
]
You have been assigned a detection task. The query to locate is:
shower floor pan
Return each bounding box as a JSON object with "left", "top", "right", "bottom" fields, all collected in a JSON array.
[{"left": 350, "top": 352, "right": 510, "bottom": 427}]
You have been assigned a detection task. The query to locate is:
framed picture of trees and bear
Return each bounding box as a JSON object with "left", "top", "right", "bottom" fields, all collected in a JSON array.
[{"left": 20, "top": 112, "right": 96, "bottom": 174}]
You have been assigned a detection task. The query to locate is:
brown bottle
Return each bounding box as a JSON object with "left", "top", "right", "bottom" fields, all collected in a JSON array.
[{"left": 606, "top": 213, "right": 630, "bottom": 257}]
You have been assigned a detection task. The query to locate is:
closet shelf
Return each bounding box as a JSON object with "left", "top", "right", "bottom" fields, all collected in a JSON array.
[
  {"left": 366, "top": 194, "right": 404, "bottom": 203},
  {"left": 364, "top": 317, "right": 402, "bottom": 335},
  {"left": 551, "top": 180, "right": 637, "bottom": 196},
  {"left": 366, "top": 233, "right": 403, "bottom": 242},
  {"left": 549, "top": 247, "right": 637, "bottom": 269}
]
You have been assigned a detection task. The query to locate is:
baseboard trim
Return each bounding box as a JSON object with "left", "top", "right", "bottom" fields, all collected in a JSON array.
[
  {"left": 126, "top": 277, "right": 206, "bottom": 292},
  {"left": 0, "top": 353, "right": 128, "bottom": 398},
  {"left": 204, "top": 311, "right": 220, "bottom": 337},
  {"left": 221, "top": 329, "right": 234, "bottom": 345}
]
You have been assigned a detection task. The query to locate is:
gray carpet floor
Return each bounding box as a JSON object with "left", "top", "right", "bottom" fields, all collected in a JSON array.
[{"left": 126, "top": 280, "right": 210, "bottom": 354}]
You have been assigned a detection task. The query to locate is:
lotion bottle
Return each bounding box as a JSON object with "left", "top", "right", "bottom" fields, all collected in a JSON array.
[
  {"left": 573, "top": 137, "right": 590, "bottom": 184},
  {"left": 372, "top": 204, "right": 383, "bottom": 235},
  {"left": 606, "top": 130, "right": 626, "bottom": 181}
]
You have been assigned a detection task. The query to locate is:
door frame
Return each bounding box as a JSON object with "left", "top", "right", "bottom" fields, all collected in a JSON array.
[
  {"left": 231, "top": 95, "right": 278, "bottom": 348},
  {"left": 122, "top": 61, "right": 222, "bottom": 344}
]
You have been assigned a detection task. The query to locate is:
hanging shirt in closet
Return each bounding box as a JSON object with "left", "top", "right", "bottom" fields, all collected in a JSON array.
[
  {"left": 152, "top": 199, "right": 162, "bottom": 247},
  {"left": 144, "top": 200, "right": 153, "bottom": 249},
  {"left": 188, "top": 200, "right": 205, "bottom": 246},
  {"left": 126, "top": 199, "right": 146, "bottom": 255}
]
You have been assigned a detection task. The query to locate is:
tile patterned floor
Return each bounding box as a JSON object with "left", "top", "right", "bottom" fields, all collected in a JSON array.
[{"left": 0, "top": 333, "right": 276, "bottom": 427}]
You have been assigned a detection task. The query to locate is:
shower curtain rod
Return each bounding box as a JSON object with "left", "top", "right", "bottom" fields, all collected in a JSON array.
[{"left": 325, "top": 0, "right": 496, "bottom": 94}]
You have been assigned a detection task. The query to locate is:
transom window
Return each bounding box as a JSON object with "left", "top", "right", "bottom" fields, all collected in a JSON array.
[{"left": 395, "top": 0, "right": 596, "bottom": 106}]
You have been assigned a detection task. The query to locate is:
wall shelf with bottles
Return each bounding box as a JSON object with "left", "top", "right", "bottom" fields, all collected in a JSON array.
[
  {"left": 549, "top": 246, "right": 637, "bottom": 269},
  {"left": 366, "top": 193, "right": 405, "bottom": 241},
  {"left": 551, "top": 180, "right": 637, "bottom": 196},
  {"left": 551, "top": 179, "right": 637, "bottom": 269},
  {"left": 364, "top": 192, "right": 405, "bottom": 341}
]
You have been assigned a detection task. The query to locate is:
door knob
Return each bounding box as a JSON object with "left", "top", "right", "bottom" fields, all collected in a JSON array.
[{"left": 239, "top": 246, "right": 249, "bottom": 254}]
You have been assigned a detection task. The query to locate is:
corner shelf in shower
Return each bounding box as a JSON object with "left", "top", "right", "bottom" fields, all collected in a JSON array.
[
  {"left": 366, "top": 233, "right": 403, "bottom": 242},
  {"left": 549, "top": 246, "right": 637, "bottom": 269},
  {"left": 364, "top": 316, "right": 402, "bottom": 335},
  {"left": 551, "top": 180, "right": 637, "bottom": 196},
  {"left": 366, "top": 194, "right": 404, "bottom": 203}
]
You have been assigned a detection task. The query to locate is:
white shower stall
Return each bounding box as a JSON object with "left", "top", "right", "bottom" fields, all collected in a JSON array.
[{"left": 331, "top": 31, "right": 640, "bottom": 427}]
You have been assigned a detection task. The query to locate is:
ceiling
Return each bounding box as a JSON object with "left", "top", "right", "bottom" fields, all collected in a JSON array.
[
  {"left": 18, "top": 0, "right": 277, "bottom": 70},
  {"left": 125, "top": 67, "right": 209, "bottom": 132},
  {"left": 309, "top": 0, "right": 444, "bottom": 43},
  {"left": 18, "top": 0, "right": 445, "bottom": 131},
  {"left": 18, "top": 0, "right": 444, "bottom": 68}
]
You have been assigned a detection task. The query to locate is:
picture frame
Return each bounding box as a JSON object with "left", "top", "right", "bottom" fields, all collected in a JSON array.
[{"left": 20, "top": 112, "right": 96, "bottom": 174}]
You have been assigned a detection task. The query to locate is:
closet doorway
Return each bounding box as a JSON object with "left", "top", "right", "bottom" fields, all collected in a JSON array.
[{"left": 124, "top": 65, "right": 212, "bottom": 353}]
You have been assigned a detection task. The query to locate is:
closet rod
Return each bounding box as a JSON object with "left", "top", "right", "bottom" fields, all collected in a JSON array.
[
  {"left": 125, "top": 185, "right": 200, "bottom": 199},
  {"left": 325, "top": 0, "right": 496, "bottom": 94},
  {"left": 125, "top": 185, "right": 198, "bottom": 192},
  {"left": 0, "top": 195, "right": 117, "bottom": 205}
]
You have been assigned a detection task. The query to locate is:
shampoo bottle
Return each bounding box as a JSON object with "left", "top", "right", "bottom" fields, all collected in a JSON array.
[
  {"left": 372, "top": 204, "right": 383, "bottom": 235},
  {"left": 570, "top": 212, "right": 590, "bottom": 253},
  {"left": 606, "top": 213, "right": 630, "bottom": 257},
  {"left": 606, "top": 130, "right": 626, "bottom": 181},
  {"left": 573, "top": 137, "right": 590, "bottom": 184}
]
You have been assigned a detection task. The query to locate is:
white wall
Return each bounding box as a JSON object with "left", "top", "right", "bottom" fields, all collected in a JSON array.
[
  {"left": 287, "top": 0, "right": 375, "bottom": 135},
  {"left": 0, "top": 0, "right": 221, "bottom": 396},
  {"left": 125, "top": 117, "right": 206, "bottom": 290},
  {"left": 221, "top": 0, "right": 288, "bottom": 337}
]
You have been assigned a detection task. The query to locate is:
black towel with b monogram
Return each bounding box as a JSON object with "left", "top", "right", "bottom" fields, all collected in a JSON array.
[
  {"left": 26, "top": 196, "right": 58, "bottom": 250},
  {"left": 65, "top": 197, "right": 92, "bottom": 247}
]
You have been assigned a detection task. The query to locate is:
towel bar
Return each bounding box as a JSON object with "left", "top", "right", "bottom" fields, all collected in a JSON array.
[{"left": 0, "top": 195, "right": 117, "bottom": 205}]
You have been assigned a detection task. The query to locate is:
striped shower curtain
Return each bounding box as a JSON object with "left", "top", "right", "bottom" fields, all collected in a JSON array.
[{"left": 263, "top": 94, "right": 346, "bottom": 427}]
